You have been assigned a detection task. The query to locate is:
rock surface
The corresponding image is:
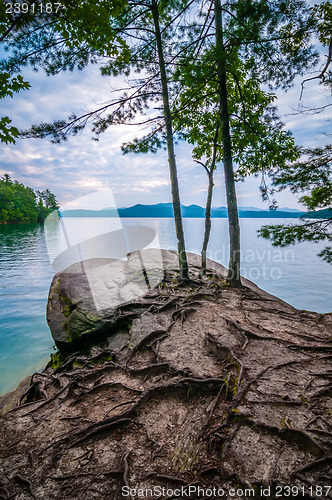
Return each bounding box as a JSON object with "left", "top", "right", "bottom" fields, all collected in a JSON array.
[
  {"left": 47, "top": 249, "right": 288, "bottom": 353},
  {"left": 0, "top": 255, "right": 331, "bottom": 500},
  {"left": 47, "top": 250, "right": 165, "bottom": 353}
]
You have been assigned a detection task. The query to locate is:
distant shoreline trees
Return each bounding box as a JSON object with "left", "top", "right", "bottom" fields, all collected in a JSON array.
[{"left": 0, "top": 174, "right": 58, "bottom": 223}]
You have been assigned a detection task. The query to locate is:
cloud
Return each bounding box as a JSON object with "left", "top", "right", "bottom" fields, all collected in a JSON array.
[{"left": 1, "top": 54, "right": 330, "bottom": 210}]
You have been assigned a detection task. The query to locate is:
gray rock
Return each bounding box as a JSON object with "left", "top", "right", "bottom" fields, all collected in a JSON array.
[
  {"left": 47, "top": 250, "right": 165, "bottom": 353},
  {"left": 0, "top": 376, "right": 31, "bottom": 415},
  {"left": 47, "top": 258, "right": 126, "bottom": 353},
  {"left": 47, "top": 249, "right": 285, "bottom": 353}
]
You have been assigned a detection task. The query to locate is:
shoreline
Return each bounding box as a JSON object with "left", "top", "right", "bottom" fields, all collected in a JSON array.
[
  {"left": 0, "top": 220, "right": 44, "bottom": 225},
  {"left": 1, "top": 252, "right": 331, "bottom": 408}
]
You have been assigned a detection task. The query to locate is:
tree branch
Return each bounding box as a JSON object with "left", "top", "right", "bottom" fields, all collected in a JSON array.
[{"left": 300, "top": 39, "right": 332, "bottom": 100}]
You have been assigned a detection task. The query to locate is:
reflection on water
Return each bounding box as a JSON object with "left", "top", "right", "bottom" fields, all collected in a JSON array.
[
  {"left": 0, "top": 218, "right": 331, "bottom": 396},
  {"left": 0, "top": 223, "right": 54, "bottom": 395}
]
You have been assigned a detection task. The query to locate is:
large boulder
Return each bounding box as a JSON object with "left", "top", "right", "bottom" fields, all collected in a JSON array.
[
  {"left": 47, "top": 250, "right": 288, "bottom": 353},
  {"left": 47, "top": 249, "right": 184, "bottom": 352},
  {"left": 47, "top": 257, "right": 126, "bottom": 353}
]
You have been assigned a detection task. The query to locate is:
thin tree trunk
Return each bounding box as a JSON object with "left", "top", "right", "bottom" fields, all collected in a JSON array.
[
  {"left": 214, "top": 0, "right": 241, "bottom": 286},
  {"left": 151, "top": 0, "right": 189, "bottom": 280},
  {"left": 201, "top": 124, "right": 219, "bottom": 275},
  {"left": 201, "top": 171, "right": 214, "bottom": 275}
]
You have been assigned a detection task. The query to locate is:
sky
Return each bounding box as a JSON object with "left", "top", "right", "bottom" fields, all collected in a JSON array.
[{"left": 1, "top": 39, "right": 331, "bottom": 211}]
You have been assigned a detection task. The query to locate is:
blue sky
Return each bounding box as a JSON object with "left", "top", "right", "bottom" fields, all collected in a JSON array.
[{"left": 1, "top": 55, "right": 331, "bottom": 210}]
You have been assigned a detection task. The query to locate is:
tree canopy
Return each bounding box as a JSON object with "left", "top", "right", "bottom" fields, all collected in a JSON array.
[
  {"left": 0, "top": 175, "right": 58, "bottom": 223},
  {"left": 259, "top": 145, "right": 332, "bottom": 263},
  {"left": 1, "top": 0, "right": 331, "bottom": 273},
  {"left": 0, "top": 0, "right": 129, "bottom": 143},
  {"left": 258, "top": 1, "right": 332, "bottom": 263}
]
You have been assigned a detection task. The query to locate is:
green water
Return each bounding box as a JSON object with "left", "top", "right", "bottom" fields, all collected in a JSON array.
[{"left": 0, "top": 223, "right": 54, "bottom": 395}]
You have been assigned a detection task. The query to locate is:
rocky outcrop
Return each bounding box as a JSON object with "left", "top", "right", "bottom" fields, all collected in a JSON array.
[
  {"left": 47, "top": 250, "right": 165, "bottom": 353},
  {"left": 1, "top": 260, "right": 331, "bottom": 499},
  {"left": 47, "top": 249, "right": 287, "bottom": 354}
]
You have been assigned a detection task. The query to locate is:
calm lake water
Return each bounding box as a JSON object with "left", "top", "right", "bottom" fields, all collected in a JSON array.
[{"left": 1, "top": 217, "right": 331, "bottom": 395}]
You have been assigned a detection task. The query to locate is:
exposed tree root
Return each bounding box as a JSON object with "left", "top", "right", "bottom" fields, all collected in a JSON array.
[
  {"left": 0, "top": 275, "right": 331, "bottom": 499},
  {"left": 205, "top": 332, "right": 244, "bottom": 388},
  {"left": 128, "top": 328, "right": 169, "bottom": 360},
  {"left": 296, "top": 455, "right": 332, "bottom": 473},
  {"left": 224, "top": 316, "right": 279, "bottom": 345},
  {"left": 11, "top": 474, "right": 36, "bottom": 500},
  {"left": 236, "top": 417, "right": 325, "bottom": 455},
  {"left": 122, "top": 450, "right": 133, "bottom": 500}
]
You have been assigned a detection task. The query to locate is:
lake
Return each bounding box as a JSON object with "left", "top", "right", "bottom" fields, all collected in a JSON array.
[{"left": 1, "top": 217, "right": 331, "bottom": 396}]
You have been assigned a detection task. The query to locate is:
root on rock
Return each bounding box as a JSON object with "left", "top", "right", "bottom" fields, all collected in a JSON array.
[{"left": 0, "top": 272, "right": 331, "bottom": 499}]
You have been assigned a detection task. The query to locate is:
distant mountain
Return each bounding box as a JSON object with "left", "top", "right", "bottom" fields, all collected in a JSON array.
[
  {"left": 211, "top": 207, "right": 228, "bottom": 217},
  {"left": 61, "top": 203, "right": 308, "bottom": 218},
  {"left": 238, "top": 206, "right": 263, "bottom": 212},
  {"left": 181, "top": 204, "right": 206, "bottom": 218},
  {"left": 60, "top": 208, "right": 118, "bottom": 217},
  {"left": 119, "top": 203, "right": 174, "bottom": 218},
  {"left": 235, "top": 211, "right": 304, "bottom": 218},
  {"left": 279, "top": 207, "right": 302, "bottom": 213}
]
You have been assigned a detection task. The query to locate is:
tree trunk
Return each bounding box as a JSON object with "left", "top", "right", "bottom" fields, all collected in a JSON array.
[
  {"left": 214, "top": 0, "right": 241, "bottom": 286},
  {"left": 201, "top": 124, "right": 219, "bottom": 275},
  {"left": 201, "top": 171, "right": 214, "bottom": 275},
  {"left": 151, "top": 0, "right": 189, "bottom": 280}
]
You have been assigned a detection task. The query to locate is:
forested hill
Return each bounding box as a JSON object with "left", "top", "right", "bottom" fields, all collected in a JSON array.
[
  {"left": 61, "top": 203, "right": 309, "bottom": 218},
  {"left": 0, "top": 174, "right": 58, "bottom": 223}
]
